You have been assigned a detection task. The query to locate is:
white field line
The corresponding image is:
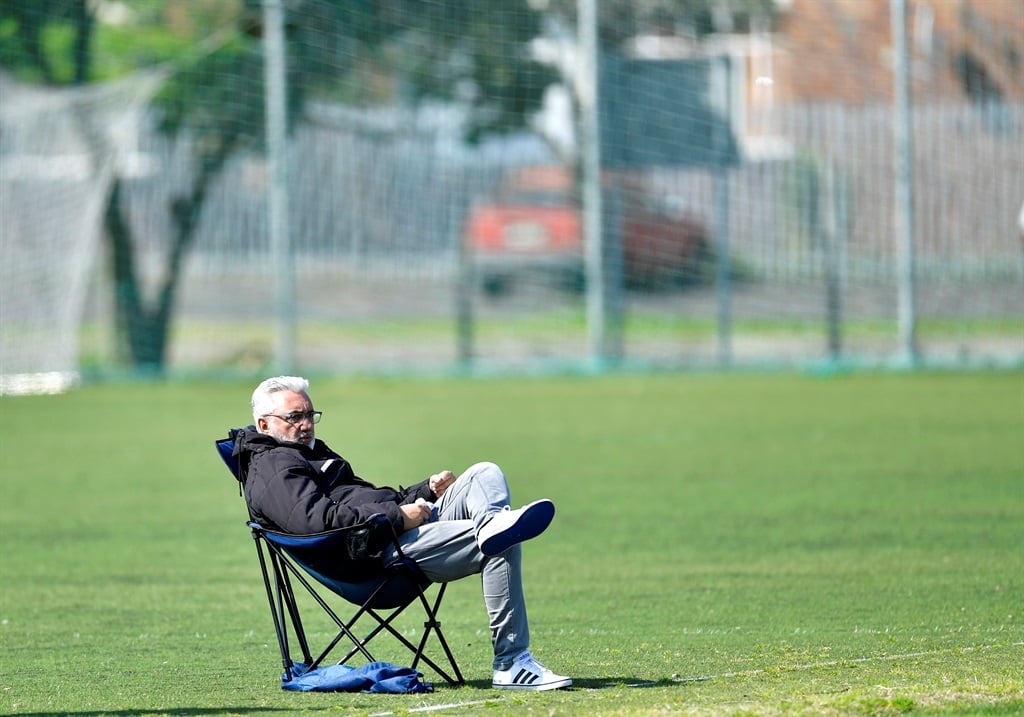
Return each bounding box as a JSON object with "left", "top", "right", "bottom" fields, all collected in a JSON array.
[
  {"left": 372, "top": 699, "right": 492, "bottom": 715},
  {"left": 638, "top": 640, "right": 1024, "bottom": 687}
]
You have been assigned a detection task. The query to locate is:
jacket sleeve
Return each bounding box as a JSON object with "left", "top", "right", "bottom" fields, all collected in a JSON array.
[
  {"left": 398, "top": 479, "right": 433, "bottom": 504},
  {"left": 246, "top": 449, "right": 405, "bottom": 536}
]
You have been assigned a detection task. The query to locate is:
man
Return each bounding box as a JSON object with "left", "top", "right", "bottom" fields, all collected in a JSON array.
[{"left": 234, "top": 375, "right": 572, "bottom": 691}]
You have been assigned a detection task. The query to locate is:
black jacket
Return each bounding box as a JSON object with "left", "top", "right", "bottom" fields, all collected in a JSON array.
[{"left": 232, "top": 427, "right": 433, "bottom": 579}]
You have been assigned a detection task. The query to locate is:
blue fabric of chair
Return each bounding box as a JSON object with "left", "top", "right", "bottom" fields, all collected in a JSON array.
[{"left": 215, "top": 432, "right": 464, "bottom": 686}]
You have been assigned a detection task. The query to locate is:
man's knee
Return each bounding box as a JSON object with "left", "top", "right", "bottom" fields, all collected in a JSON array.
[{"left": 463, "top": 461, "right": 506, "bottom": 484}]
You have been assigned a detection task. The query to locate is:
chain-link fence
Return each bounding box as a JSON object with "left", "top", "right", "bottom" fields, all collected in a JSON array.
[{"left": 2, "top": 1, "right": 1022, "bottom": 390}]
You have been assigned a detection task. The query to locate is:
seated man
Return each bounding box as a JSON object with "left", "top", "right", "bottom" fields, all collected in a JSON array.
[{"left": 235, "top": 375, "right": 572, "bottom": 691}]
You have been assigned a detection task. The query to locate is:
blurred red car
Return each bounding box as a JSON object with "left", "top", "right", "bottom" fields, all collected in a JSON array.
[{"left": 464, "top": 166, "right": 710, "bottom": 294}]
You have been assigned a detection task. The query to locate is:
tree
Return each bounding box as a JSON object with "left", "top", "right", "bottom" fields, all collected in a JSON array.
[
  {"left": 0, "top": 0, "right": 249, "bottom": 370},
  {"left": 112, "top": 33, "right": 271, "bottom": 369},
  {"left": 0, "top": 0, "right": 93, "bottom": 84}
]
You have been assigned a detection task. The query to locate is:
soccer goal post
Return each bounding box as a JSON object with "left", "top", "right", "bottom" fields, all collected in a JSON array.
[{"left": 0, "top": 71, "right": 159, "bottom": 395}]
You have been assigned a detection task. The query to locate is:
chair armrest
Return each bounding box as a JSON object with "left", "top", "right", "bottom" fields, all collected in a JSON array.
[{"left": 249, "top": 514, "right": 394, "bottom": 560}]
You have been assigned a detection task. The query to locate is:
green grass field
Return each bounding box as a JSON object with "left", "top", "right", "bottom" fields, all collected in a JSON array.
[{"left": 1, "top": 371, "right": 1022, "bottom": 716}]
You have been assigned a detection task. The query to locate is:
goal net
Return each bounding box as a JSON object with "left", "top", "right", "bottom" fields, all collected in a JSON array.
[{"left": 0, "top": 71, "right": 159, "bottom": 395}]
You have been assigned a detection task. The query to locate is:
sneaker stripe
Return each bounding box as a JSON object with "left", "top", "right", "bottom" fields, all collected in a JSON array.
[{"left": 512, "top": 668, "right": 543, "bottom": 685}]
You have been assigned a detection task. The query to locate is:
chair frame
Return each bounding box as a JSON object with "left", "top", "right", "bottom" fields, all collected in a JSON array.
[
  {"left": 216, "top": 433, "right": 464, "bottom": 686},
  {"left": 249, "top": 520, "right": 465, "bottom": 685}
]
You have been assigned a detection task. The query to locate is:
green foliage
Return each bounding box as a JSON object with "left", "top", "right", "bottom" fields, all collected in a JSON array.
[
  {"left": 1, "top": 371, "right": 1022, "bottom": 715},
  {"left": 2, "top": 1, "right": 556, "bottom": 141},
  {"left": 0, "top": 1, "right": 89, "bottom": 84},
  {"left": 89, "top": 24, "right": 208, "bottom": 81},
  {"left": 152, "top": 37, "right": 268, "bottom": 150},
  {"left": 0, "top": 0, "right": 245, "bottom": 84}
]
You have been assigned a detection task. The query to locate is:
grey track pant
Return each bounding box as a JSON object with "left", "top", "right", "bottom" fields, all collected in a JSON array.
[{"left": 383, "top": 461, "right": 530, "bottom": 670}]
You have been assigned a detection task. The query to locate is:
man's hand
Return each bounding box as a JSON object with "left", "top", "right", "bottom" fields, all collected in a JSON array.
[
  {"left": 400, "top": 503, "right": 432, "bottom": 530},
  {"left": 428, "top": 470, "right": 456, "bottom": 497}
]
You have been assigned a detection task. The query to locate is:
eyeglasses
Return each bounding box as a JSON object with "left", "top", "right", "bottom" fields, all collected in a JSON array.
[{"left": 265, "top": 410, "right": 322, "bottom": 426}]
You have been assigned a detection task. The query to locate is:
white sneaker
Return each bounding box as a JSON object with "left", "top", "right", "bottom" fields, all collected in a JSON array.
[
  {"left": 492, "top": 651, "right": 572, "bottom": 691},
  {"left": 477, "top": 499, "right": 555, "bottom": 556}
]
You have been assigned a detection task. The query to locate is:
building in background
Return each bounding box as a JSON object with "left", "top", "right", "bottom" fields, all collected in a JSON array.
[{"left": 770, "top": 0, "right": 1022, "bottom": 106}]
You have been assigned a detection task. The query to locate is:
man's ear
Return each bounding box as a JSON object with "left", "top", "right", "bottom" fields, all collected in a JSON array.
[{"left": 256, "top": 416, "right": 269, "bottom": 433}]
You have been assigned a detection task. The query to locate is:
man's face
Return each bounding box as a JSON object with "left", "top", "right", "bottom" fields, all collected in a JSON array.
[{"left": 257, "top": 389, "right": 316, "bottom": 447}]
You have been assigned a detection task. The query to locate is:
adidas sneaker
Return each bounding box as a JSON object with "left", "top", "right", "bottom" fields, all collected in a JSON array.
[{"left": 492, "top": 650, "right": 572, "bottom": 691}]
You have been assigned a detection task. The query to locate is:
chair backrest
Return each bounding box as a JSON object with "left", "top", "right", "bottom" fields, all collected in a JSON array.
[{"left": 215, "top": 431, "right": 241, "bottom": 479}]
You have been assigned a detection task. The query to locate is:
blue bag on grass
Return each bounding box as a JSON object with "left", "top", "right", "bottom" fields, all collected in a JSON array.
[{"left": 282, "top": 661, "right": 433, "bottom": 693}]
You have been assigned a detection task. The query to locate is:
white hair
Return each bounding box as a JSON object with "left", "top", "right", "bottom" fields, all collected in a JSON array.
[{"left": 251, "top": 376, "right": 310, "bottom": 423}]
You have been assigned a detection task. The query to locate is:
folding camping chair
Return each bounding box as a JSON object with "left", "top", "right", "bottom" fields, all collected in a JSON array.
[{"left": 216, "top": 432, "right": 464, "bottom": 686}]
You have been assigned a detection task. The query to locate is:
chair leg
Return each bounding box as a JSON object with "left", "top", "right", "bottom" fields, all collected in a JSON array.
[
  {"left": 420, "top": 583, "right": 465, "bottom": 685},
  {"left": 273, "top": 553, "right": 313, "bottom": 666},
  {"left": 334, "top": 599, "right": 412, "bottom": 666},
  {"left": 254, "top": 536, "right": 296, "bottom": 680},
  {"left": 330, "top": 582, "right": 464, "bottom": 685},
  {"left": 274, "top": 552, "right": 376, "bottom": 670},
  {"left": 409, "top": 583, "right": 464, "bottom": 685}
]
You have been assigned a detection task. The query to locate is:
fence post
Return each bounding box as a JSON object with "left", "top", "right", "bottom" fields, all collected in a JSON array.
[
  {"left": 455, "top": 188, "right": 474, "bottom": 370},
  {"left": 263, "top": 0, "right": 295, "bottom": 374},
  {"left": 891, "top": 0, "right": 918, "bottom": 365},
  {"left": 712, "top": 56, "right": 733, "bottom": 367},
  {"left": 578, "top": 0, "right": 611, "bottom": 368},
  {"left": 823, "top": 160, "right": 846, "bottom": 361}
]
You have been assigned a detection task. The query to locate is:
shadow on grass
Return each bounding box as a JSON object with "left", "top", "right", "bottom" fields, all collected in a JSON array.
[
  {"left": 9, "top": 679, "right": 690, "bottom": 715},
  {"left": 459, "top": 676, "right": 688, "bottom": 690},
  {"left": 10, "top": 710, "right": 290, "bottom": 717},
  {"left": 571, "top": 677, "right": 692, "bottom": 690}
]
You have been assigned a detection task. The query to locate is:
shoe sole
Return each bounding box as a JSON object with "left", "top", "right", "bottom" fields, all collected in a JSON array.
[
  {"left": 492, "top": 677, "right": 572, "bottom": 691},
  {"left": 479, "top": 499, "right": 555, "bottom": 556}
]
